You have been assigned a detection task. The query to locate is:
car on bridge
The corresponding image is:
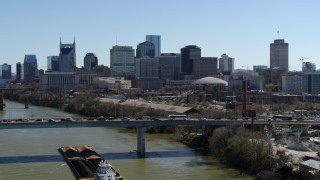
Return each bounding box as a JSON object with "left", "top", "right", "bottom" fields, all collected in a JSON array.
[
  {"left": 48, "top": 119, "right": 55, "bottom": 122},
  {"left": 122, "top": 117, "right": 131, "bottom": 121},
  {"left": 36, "top": 118, "right": 44, "bottom": 122},
  {"left": 65, "top": 117, "right": 74, "bottom": 121}
]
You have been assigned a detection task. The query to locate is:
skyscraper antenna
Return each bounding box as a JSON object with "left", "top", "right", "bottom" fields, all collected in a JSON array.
[
  {"left": 116, "top": 36, "right": 118, "bottom": 45},
  {"left": 277, "top": 31, "right": 280, "bottom": 39}
]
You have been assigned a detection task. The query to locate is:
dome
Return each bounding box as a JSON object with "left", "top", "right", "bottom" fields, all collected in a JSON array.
[{"left": 192, "top": 77, "right": 228, "bottom": 86}]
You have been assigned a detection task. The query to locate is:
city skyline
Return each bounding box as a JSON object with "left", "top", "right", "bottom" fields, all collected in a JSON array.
[{"left": 0, "top": 0, "right": 319, "bottom": 72}]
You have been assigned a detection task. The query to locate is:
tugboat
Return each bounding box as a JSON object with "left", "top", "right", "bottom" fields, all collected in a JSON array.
[{"left": 94, "top": 160, "right": 119, "bottom": 180}]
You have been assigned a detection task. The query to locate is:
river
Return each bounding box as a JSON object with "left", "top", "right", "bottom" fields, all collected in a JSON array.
[{"left": 0, "top": 100, "right": 253, "bottom": 180}]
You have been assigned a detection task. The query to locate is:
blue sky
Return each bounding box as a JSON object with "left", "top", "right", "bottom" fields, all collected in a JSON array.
[{"left": 0, "top": 0, "right": 319, "bottom": 72}]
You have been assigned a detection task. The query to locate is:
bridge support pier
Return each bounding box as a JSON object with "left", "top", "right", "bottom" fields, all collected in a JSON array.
[
  {"left": 0, "top": 90, "right": 3, "bottom": 111},
  {"left": 240, "top": 121, "right": 245, "bottom": 128},
  {"left": 137, "top": 127, "right": 146, "bottom": 157}
]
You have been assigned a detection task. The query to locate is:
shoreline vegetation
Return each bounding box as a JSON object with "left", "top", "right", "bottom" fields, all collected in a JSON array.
[{"left": 4, "top": 91, "right": 271, "bottom": 175}]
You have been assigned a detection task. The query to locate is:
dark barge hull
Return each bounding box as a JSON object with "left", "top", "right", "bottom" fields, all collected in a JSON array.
[{"left": 59, "top": 145, "right": 123, "bottom": 180}]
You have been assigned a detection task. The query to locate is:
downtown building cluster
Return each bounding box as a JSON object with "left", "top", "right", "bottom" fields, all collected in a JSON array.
[{"left": 1, "top": 35, "right": 319, "bottom": 102}]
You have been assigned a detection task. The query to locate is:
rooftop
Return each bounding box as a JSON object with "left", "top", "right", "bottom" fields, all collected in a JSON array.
[{"left": 192, "top": 77, "right": 228, "bottom": 86}]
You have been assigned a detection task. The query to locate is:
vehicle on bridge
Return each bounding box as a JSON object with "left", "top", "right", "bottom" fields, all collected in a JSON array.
[
  {"left": 168, "top": 114, "right": 187, "bottom": 120},
  {"left": 273, "top": 115, "right": 293, "bottom": 121}
]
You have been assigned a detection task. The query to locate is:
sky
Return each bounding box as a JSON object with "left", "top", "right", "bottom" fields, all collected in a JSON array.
[{"left": 0, "top": 0, "right": 319, "bottom": 72}]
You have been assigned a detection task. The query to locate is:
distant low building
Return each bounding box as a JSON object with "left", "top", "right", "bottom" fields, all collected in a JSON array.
[
  {"left": 40, "top": 72, "right": 96, "bottom": 91},
  {"left": 228, "top": 71, "right": 264, "bottom": 93},
  {"left": 253, "top": 65, "right": 268, "bottom": 74},
  {"left": 93, "top": 77, "right": 131, "bottom": 91},
  {"left": 282, "top": 75, "right": 302, "bottom": 93}
]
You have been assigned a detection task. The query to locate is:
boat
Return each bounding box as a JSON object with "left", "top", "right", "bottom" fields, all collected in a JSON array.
[
  {"left": 94, "top": 160, "right": 119, "bottom": 180},
  {"left": 59, "top": 145, "right": 123, "bottom": 180}
]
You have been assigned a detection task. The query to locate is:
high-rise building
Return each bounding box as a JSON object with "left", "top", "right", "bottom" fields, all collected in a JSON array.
[
  {"left": 110, "top": 46, "right": 135, "bottom": 79},
  {"left": 270, "top": 39, "right": 289, "bottom": 72},
  {"left": 0, "top": 63, "right": 11, "bottom": 79},
  {"left": 193, "top": 57, "right": 218, "bottom": 79},
  {"left": 302, "top": 73, "right": 320, "bottom": 94},
  {"left": 23, "top": 54, "right": 38, "bottom": 82},
  {"left": 136, "top": 41, "right": 155, "bottom": 58},
  {"left": 59, "top": 38, "right": 76, "bottom": 72},
  {"left": 146, "top": 35, "right": 161, "bottom": 56},
  {"left": 16, "top": 62, "right": 22, "bottom": 81},
  {"left": 158, "top": 53, "right": 181, "bottom": 80},
  {"left": 302, "top": 62, "right": 316, "bottom": 73},
  {"left": 135, "top": 57, "right": 159, "bottom": 79},
  {"left": 219, "top": 53, "right": 234, "bottom": 75},
  {"left": 47, "top": 56, "right": 59, "bottom": 71},
  {"left": 180, "top": 45, "right": 201, "bottom": 75},
  {"left": 84, "top": 53, "right": 98, "bottom": 71}
]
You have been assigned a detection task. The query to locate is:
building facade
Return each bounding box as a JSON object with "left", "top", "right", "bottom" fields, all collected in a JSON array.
[
  {"left": 93, "top": 77, "right": 131, "bottom": 91},
  {"left": 0, "top": 63, "right": 12, "bottom": 79},
  {"left": 270, "top": 39, "right": 288, "bottom": 73},
  {"left": 136, "top": 41, "right": 155, "bottom": 58},
  {"left": 23, "top": 54, "right": 38, "bottom": 82},
  {"left": 302, "top": 73, "right": 320, "bottom": 94},
  {"left": 282, "top": 75, "right": 303, "bottom": 93},
  {"left": 158, "top": 53, "right": 180, "bottom": 80},
  {"left": 228, "top": 72, "right": 264, "bottom": 93},
  {"left": 219, "top": 53, "right": 234, "bottom": 75},
  {"left": 253, "top": 65, "right": 268, "bottom": 73},
  {"left": 193, "top": 57, "right": 218, "bottom": 79},
  {"left": 16, "top": 62, "right": 23, "bottom": 82},
  {"left": 146, "top": 35, "right": 161, "bottom": 56},
  {"left": 180, "top": 45, "right": 201, "bottom": 75},
  {"left": 40, "top": 72, "right": 96, "bottom": 91},
  {"left": 84, "top": 53, "right": 98, "bottom": 71},
  {"left": 59, "top": 38, "right": 76, "bottom": 72},
  {"left": 47, "top": 56, "right": 59, "bottom": 71},
  {"left": 110, "top": 46, "right": 135, "bottom": 79},
  {"left": 135, "top": 57, "right": 159, "bottom": 79}
]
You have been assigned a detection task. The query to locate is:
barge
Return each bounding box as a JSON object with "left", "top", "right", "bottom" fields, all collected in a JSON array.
[{"left": 59, "top": 145, "right": 123, "bottom": 180}]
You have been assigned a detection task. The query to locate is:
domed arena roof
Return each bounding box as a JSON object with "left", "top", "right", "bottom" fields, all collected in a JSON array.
[{"left": 192, "top": 77, "right": 228, "bottom": 86}]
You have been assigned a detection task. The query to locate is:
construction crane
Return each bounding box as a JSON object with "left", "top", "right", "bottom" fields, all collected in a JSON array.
[
  {"left": 300, "top": 57, "right": 310, "bottom": 63},
  {"left": 300, "top": 57, "right": 311, "bottom": 70},
  {"left": 241, "top": 65, "right": 253, "bottom": 71}
]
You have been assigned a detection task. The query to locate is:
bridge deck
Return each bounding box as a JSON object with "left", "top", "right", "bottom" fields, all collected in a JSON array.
[{"left": 0, "top": 118, "right": 318, "bottom": 129}]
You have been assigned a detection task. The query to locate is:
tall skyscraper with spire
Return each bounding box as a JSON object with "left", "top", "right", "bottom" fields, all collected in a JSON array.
[{"left": 59, "top": 37, "right": 76, "bottom": 72}]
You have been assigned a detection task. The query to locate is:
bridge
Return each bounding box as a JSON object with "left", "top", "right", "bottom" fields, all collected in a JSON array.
[{"left": 1, "top": 118, "right": 318, "bottom": 156}]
